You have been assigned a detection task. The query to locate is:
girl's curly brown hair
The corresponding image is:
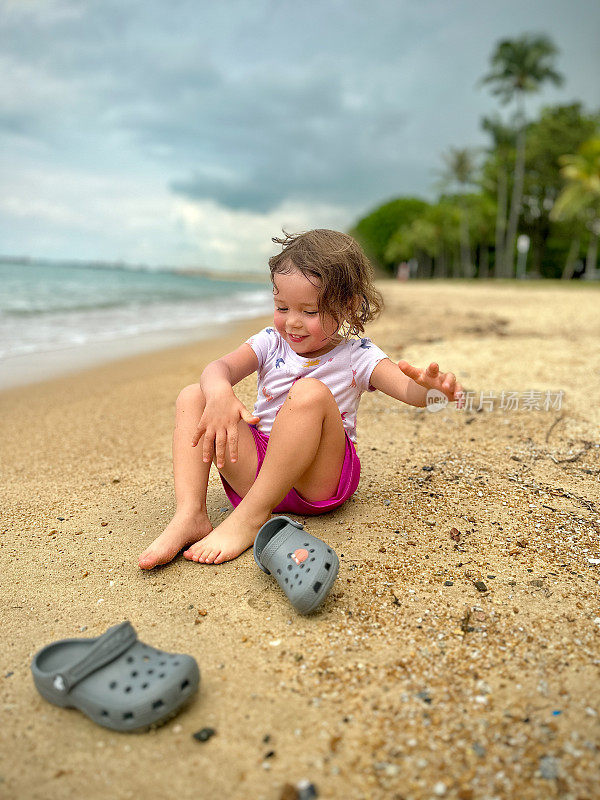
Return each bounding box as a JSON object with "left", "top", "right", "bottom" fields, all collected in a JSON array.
[{"left": 268, "top": 229, "right": 383, "bottom": 338}]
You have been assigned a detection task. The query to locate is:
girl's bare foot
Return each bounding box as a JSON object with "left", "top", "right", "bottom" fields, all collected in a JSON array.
[
  {"left": 139, "top": 508, "right": 213, "bottom": 569},
  {"left": 184, "top": 506, "right": 267, "bottom": 565}
]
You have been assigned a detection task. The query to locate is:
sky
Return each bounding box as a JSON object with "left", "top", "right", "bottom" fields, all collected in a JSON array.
[{"left": 1, "top": 0, "right": 599, "bottom": 273}]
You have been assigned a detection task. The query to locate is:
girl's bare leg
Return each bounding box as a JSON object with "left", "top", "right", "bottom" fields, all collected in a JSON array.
[
  {"left": 139, "top": 384, "right": 216, "bottom": 569},
  {"left": 185, "top": 378, "right": 346, "bottom": 565}
]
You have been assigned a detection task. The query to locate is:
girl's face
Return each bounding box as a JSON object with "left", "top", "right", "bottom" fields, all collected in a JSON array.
[{"left": 273, "top": 268, "right": 341, "bottom": 358}]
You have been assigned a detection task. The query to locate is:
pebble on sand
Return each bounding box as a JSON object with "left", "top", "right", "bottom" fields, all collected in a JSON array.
[{"left": 193, "top": 728, "right": 216, "bottom": 743}]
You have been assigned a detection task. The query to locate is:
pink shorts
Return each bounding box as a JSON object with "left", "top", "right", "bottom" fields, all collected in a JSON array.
[{"left": 220, "top": 425, "right": 361, "bottom": 516}]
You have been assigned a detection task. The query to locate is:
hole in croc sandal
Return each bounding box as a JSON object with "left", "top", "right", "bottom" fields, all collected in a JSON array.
[
  {"left": 126, "top": 656, "right": 134, "bottom": 663},
  {"left": 131, "top": 671, "right": 138, "bottom": 677},
  {"left": 309, "top": 548, "right": 315, "bottom": 553},
  {"left": 123, "top": 712, "right": 134, "bottom": 720},
  {"left": 142, "top": 683, "right": 149, "bottom": 689},
  {"left": 299, "top": 581, "right": 302, "bottom": 585},
  {"left": 174, "top": 660, "right": 180, "bottom": 666},
  {"left": 327, "top": 549, "right": 332, "bottom": 554},
  {"left": 324, "top": 562, "right": 331, "bottom": 570},
  {"left": 159, "top": 673, "right": 166, "bottom": 679},
  {"left": 181, "top": 679, "right": 190, "bottom": 690},
  {"left": 284, "top": 578, "right": 289, "bottom": 584},
  {"left": 125, "top": 686, "right": 132, "bottom": 693},
  {"left": 310, "top": 557, "right": 315, "bottom": 562},
  {"left": 109, "top": 681, "right": 117, "bottom": 689},
  {"left": 287, "top": 565, "right": 292, "bottom": 571},
  {"left": 101, "top": 710, "right": 109, "bottom": 717},
  {"left": 143, "top": 655, "right": 150, "bottom": 662},
  {"left": 313, "top": 581, "right": 322, "bottom": 593},
  {"left": 152, "top": 700, "right": 164, "bottom": 710},
  {"left": 147, "top": 669, "right": 154, "bottom": 675},
  {"left": 277, "top": 569, "right": 281, "bottom": 574}
]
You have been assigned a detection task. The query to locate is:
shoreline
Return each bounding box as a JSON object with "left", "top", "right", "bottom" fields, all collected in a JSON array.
[
  {"left": 4, "top": 276, "right": 597, "bottom": 394},
  {"left": 0, "top": 314, "right": 273, "bottom": 395}
]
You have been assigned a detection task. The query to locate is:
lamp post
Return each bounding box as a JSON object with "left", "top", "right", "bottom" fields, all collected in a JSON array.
[{"left": 516, "top": 234, "right": 530, "bottom": 280}]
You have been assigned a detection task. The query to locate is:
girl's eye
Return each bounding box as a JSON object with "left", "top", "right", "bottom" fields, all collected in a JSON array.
[
  {"left": 304, "top": 311, "right": 318, "bottom": 316},
  {"left": 275, "top": 307, "right": 287, "bottom": 312}
]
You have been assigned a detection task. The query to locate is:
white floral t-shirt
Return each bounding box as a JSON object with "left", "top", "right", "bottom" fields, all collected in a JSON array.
[{"left": 245, "top": 327, "right": 388, "bottom": 443}]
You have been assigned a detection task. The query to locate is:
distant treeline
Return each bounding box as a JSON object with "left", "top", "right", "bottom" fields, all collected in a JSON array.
[{"left": 351, "top": 34, "right": 600, "bottom": 280}]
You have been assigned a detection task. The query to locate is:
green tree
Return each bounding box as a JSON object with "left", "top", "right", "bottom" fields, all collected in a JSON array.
[
  {"left": 481, "top": 33, "right": 563, "bottom": 277},
  {"left": 551, "top": 137, "right": 600, "bottom": 279},
  {"left": 481, "top": 115, "right": 517, "bottom": 276},
  {"left": 522, "top": 104, "right": 599, "bottom": 277},
  {"left": 386, "top": 202, "right": 461, "bottom": 278},
  {"left": 465, "top": 193, "right": 497, "bottom": 278},
  {"left": 439, "top": 147, "right": 479, "bottom": 276},
  {"left": 350, "top": 197, "right": 429, "bottom": 273}
]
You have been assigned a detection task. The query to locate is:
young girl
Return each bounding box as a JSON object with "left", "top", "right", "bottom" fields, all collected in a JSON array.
[{"left": 139, "top": 229, "right": 463, "bottom": 569}]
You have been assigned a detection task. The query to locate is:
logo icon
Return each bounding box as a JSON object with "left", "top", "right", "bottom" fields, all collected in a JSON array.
[{"left": 426, "top": 389, "right": 448, "bottom": 413}]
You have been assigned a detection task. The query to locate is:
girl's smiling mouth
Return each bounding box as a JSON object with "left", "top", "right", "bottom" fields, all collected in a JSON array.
[{"left": 287, "top": 333, "right": 307, "bottom": 342}]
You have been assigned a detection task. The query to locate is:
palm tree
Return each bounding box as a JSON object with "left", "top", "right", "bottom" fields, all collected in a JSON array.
[
  {"left": 481, "top": 115, "right": 516, "bottom": 277},
  {"left": 481, "top": 34, "right": 563, "bottom": 277},
  {"left": 439, "top": 147, "right": 479, "bottom": 277},
  {"left": 551, "top": 137, "right": 600, "bottom": 279}
]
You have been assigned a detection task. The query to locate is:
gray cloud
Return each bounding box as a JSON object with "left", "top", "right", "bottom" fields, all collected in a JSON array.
[{"left": 0, "top": 0, "right": 598, "bottom": 263}]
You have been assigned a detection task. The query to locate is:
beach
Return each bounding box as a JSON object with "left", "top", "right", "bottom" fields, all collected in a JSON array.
[{"left": 1, "top": 280, "right": 599, "bottom": 800}]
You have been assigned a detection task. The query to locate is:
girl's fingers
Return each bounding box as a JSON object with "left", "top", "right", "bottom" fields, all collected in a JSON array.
[
  {"left": 215, "top": 430, "right": 226, "bottom": 469},
  {"left": 241, "top": 410, "right": 260, "bottom": 424},
  {"left": 443, "top": 373, "right": 456, "bottom": 395},
  {"left": 192, "top": 424, "right": 205, "bottom": 447},
  {"left": 227, "top": 425, "right": 238, "bottom": 463},
  {"left": 454, "top": 383, "right": 465, "bottom": 408},
  {"left": 397, "top": 360, "right": 421, "bottom": 380},
  {"left": 202, "top": 430, "right": 214, "bottom": 463},
  {"left": 426, "top": 362, "right": 439, "bottom": 378}
]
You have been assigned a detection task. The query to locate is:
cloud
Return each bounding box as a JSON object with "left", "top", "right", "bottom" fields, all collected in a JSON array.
[{"left": 0, "top": 0, "right": 598, "bottom": 267}]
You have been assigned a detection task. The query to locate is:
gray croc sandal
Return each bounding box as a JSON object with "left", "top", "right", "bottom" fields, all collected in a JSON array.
[
  {"left": 31, "top": 621, "right": 199, "bottom": 732},
  {"left": 253, "top": 516, "right": 340, "bottom": 615}
]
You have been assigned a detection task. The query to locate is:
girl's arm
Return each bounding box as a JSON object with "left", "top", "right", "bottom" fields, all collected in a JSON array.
[
  {"left": 200, "top": 343, "right": 259, "bottom": 397},
  {"left": 192, "top": 344, "right": 260, "bottom": 466},
  {"left": 368, "top": 358, "right": 463, "bottom": 408}
]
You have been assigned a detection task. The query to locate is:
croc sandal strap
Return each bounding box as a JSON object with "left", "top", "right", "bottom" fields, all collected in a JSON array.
[
  {"left": 254, "top": 516, "right": 304, "bottom": 574},
  {"left": 52, "top": 621, "right": 137, "bottom": 695}
]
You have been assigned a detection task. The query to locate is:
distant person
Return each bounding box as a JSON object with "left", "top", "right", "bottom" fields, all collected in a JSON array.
[
  {"left": 139, "top": 229, "right": 463, "bottom": 568},
  {"left": 396, "top": 261, "right": 410, "bottom": 281}
]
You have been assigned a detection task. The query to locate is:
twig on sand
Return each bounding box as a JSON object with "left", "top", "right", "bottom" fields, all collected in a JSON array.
[
  {"left": 507, "top": 473, "right": 599, "bottom": 516},
  {"left": 547, "top": 441, "right": 593, "bottom": 465},
  {"left": 545, "top": 414, "right": 565, "bottom": 443}
]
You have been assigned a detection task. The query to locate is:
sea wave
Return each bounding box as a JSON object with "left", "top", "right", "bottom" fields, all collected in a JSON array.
[{"left": 0, "top": 290, "right": 272, "bottom": 360}]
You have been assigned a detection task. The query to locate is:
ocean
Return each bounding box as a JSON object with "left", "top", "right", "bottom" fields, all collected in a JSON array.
[{"left": 0, "top": 260, "right": 273, "bottom": 388}]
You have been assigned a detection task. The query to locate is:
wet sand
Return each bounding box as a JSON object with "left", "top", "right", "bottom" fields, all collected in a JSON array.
[{"left": 1, "top": 280, "right": 599, "bottom": 800}]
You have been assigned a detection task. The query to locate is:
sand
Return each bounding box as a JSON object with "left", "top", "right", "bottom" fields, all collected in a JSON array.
[{"left": 1, "top": 280, "right": 599, "bottom": 800}]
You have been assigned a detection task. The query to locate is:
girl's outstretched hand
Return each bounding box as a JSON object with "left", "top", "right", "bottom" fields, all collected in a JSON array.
[
  {"left": 398, "top": 360, "right": 465, "bottom": 408},
  {"left": 191, "top": 396, "right": 260, "bottom": 469}
]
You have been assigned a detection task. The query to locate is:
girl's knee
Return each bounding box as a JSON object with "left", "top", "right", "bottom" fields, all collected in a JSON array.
[
  {"left": 288, "top": 377, "right": 334, "bottom": 406},
  {"left": 176, "top": 383, "right": 205, "bottom": 409}
]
